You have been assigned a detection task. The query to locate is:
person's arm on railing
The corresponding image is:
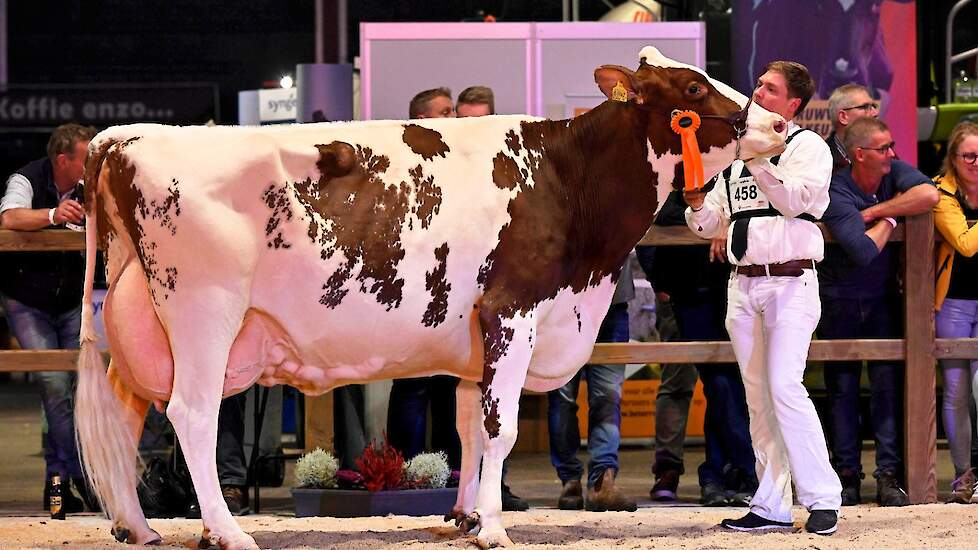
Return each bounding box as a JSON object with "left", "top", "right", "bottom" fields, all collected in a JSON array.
[
  {"left": 821, "top": 185, "right": 889, "bottom": 266},
  {"left": 0, "top": 173, "right": 83, "bottom": 231},
  {"left": 860, "top": 162, "right": 939, "bottom": 223}
]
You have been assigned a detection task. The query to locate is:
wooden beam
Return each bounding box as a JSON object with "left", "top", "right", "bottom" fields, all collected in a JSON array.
[
  {"left": 934, "top": 337, "right": 978, "bottom": 359},
  {"left": 903, "top": 212, "right": 938, "bottom": 504},
  {"left": 0, "top": 229, "right": 84, "bottom": 251},
  {"left": 0, "top": 350, "right": 80, "bottom": 372},
  {"left": 588, "top": 339, "right": 905, "bottom": 364},
  {"left": 639, "top": 222, "right": 905, "bottom": 246}
]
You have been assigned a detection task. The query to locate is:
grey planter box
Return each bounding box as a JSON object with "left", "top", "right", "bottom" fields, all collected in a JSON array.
[{"left": 291, "top": 487, "right": 458, "bottom": 518}]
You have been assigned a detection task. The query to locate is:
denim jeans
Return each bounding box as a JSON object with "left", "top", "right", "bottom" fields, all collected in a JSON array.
[
  {"left": 936, "top": 297, "right": 978, "bottom": 476},
  {"left": 1, "top": 294, "right": 82, "bottom": 479},
  {"left": 673, "top": 298, "right": 756, "bottom": 489},
  {"left": 548, "top": 303, "right": 628, "bottom": 488},
  {"left": 818, "top": 294, "right": 903, "bottom": 477},
  {"left": 216, "top": 392, "right": 248, "bottom": 487}
]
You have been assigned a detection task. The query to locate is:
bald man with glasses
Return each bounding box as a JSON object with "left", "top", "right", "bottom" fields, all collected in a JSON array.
[
  {"left": 826, "top": 84, "right": 880, "bottom": 174},
  {"left": 816, "top": 117, "right": 938, "bottom": 507}
]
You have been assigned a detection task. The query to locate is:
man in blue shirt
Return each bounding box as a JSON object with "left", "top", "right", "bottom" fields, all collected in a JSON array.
[{"left": 817, "top": 117, "right": 938, "bottom": 507}]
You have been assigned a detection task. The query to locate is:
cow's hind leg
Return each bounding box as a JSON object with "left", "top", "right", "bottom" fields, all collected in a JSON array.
[
  {"left": 446, "top": 380, "right": 484, "bottom": 533},
  {"left": 471, "top": 308, "right": 533, "bottom": 548},
  {"left": 163, "top": 294, "right": 257, "bottom": 550}
]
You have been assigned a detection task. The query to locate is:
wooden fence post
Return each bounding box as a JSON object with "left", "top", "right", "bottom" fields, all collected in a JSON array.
[{"left": 903, "top": 211, "right": 937, "bottom": 503}]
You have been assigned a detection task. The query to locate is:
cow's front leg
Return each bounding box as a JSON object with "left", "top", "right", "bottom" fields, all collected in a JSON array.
[
  {"left": 471, "top": 309, "right": 533, "bottom": 549},
  {"left": 446, "top": 380, "right": 484, "bottom": 533}
]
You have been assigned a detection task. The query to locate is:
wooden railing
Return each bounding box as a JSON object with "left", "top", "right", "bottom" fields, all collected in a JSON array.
[{"left": 0, "top": 215, "right": 970, "bottom": 503}]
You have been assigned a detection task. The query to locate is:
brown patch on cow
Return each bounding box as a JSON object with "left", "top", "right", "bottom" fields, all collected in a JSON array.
[
  {"left": 402, "top": 124, "right": 450, "bottom": 161},
  {"left": 422, "top": 243, "right": 451, "bottom": 327},
  {"left": 261, "top": 141, "right": 445, "bottom": 311},
  {"left": 504, "top": 129, "right": 521, "bottom": 156},
  {"left": 410, "top": 165, "right": 442, "bottom": 229},
  {"left": 102, "top": 139, "right": 179, "bottom": 304},
  {"left": 574, "top": 306, "right": 582, "bottom": 332},
  {"left": 477, "top": 309, "right": 514, "bottom": 439},
  {"left": 491, "top": 152, "right": 524, "bottom": 191},
  {"left": 477, "top": 104, "right": 659, "bottom": 321}
]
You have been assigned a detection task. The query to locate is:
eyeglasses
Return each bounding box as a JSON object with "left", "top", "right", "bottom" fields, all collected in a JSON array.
[
  {"left": 957, "top": 152, "right": 978, "bottom": 165},
  {"left": 842, "top": 102, "right": 880, "bottom": 112},
  {"left": 857, "top": 141, "right": 896, "bottom": 154}
]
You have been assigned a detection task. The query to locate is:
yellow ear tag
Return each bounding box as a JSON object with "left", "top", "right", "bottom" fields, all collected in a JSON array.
[{"left": 611, "top": 81, "right": 629, "bottom": 102}]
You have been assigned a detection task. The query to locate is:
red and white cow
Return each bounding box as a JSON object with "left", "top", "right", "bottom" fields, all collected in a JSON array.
[{"left": 75, "top": 47, "right": 785, "bottom": 549}]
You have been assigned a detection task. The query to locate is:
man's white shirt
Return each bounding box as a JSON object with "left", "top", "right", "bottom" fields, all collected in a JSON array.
[{"left": 685, "top": 122, "right": 832, "bottom": 266}]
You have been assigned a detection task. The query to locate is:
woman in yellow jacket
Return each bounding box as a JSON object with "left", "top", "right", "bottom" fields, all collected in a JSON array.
[{"left": 934, "top": 121, "right": 978, "bottom": 503}]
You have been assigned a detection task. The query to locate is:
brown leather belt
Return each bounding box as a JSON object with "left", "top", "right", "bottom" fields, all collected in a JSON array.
[{"left": 733, "top": 259, "right": 815, "bottom": 277}]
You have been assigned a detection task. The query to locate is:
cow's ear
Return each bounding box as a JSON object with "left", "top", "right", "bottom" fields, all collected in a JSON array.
[{"left": 594, "top": 65, "right": 639, "bottom": 100}]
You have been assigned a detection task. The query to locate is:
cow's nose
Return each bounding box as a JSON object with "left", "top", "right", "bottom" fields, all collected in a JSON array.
[{"left": 773, "top": 120, "right": 786, "bottom": 134}]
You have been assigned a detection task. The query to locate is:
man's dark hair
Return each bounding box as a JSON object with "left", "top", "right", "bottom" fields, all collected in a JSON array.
[
  {"left": 47, "top": 123, "right": 97, "bottom": 162},
  {"left": 409, "top": 87, "right": 452, "bottom": 119},
  {"left": 457, "top": 85, "right": 495, "bottom": 114},
  {"left": 762, "top": 60, "right": 816, "bottom": 117}
]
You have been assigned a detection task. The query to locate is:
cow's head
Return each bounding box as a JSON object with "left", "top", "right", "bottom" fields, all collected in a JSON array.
[{"left": 595, "top": 46, "right": 787, "bottom": 189}]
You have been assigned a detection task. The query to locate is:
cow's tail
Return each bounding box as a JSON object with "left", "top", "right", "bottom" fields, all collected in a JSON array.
[{"left": 75, "top": 138, "right": 140, "bottom": 521}]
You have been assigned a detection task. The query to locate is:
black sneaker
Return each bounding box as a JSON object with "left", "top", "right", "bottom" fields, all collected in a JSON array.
[
  {"left": 700, "top": 482, "right": 729, "bottom": 506},
  {"left": 805, "top": 509, "right": 838, "bottom": 535},
  {"left": 720, "top": 512, "right": 793, "bottom": 531},
  {"left": 501, "top": 482, "right": 529, "bottom": 511},
  {"left": 839, "top": 469, "right": 862, "bottom": 506},
  {"left": 875, "top": 471, "right": 909, "bottom": 507}
]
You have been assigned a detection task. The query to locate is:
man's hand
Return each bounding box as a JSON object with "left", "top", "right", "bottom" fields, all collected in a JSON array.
[
  {"left": 709, "top": 237, "right": 728, "bottom": 263},
  {"left": 684, "top": 190, "right": 706, "bottom": 211},
  {"left": 53, "top": 199, "right": 84, "bottom": 225}
]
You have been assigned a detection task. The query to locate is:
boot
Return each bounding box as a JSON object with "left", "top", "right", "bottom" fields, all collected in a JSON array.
[
  {"left": 585, "top": 469, "right": 637, "bottom": 512},
  {"left": 839, "top": 469, "right": 862, "bottom": 506},
  {"left": 875, "top": 471, "right": 909, "bottom": 507},
  {"left": 557, "top": 479, "right": 584, "bottom": 510},
  {"left": 948, "top": 468, "right": 976, "bottom": 504},
  {"left": 501, "top": 482, "right": 529, "bottom": 511}
]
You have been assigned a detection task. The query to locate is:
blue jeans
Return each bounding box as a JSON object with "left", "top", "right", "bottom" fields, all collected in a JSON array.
[
  {"left": 673, "top": 298, "right": 756, "bottom": 488},
  {"left": 548, "top": 303, "right": 628, "bottom": 487},
  {"left": 818, "top": 294, "right": 903, "bottom": 477},
  {"left": 936, "top": 297, "right": 978, "bottom": 476},
  {"left": 1, "top": 294, "right": 82, "bottom": 479}
]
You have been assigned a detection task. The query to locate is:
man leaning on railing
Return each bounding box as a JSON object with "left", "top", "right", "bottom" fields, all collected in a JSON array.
[{"left": 0, "top": 122, "right": 98, "bottom": 515}]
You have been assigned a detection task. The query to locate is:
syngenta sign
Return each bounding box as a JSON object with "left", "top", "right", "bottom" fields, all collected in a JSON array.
[
  {"left": 0, "top": 84, "right": 218, "bottom": 127},
  {"left": 258, "top": 88, "right": 297, "bottom": 122}
]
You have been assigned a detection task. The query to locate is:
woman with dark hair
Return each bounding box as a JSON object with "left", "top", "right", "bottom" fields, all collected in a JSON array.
[{"left": 933, "top": 121, "right": 978, "bottom": 503}]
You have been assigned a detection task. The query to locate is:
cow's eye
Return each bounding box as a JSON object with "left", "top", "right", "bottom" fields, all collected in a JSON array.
[{"left": 687, "top": 83, "right": 704, "bottom": 96}]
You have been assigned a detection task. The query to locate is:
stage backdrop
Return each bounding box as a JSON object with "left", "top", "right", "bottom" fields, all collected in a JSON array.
[{"left": 732, "top": 0, "right": 917, "bottom": 165}]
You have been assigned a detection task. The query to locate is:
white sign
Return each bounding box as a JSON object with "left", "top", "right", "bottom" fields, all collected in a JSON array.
[{"left": 258, "top": 88, "right": 297, "bottom": 123}]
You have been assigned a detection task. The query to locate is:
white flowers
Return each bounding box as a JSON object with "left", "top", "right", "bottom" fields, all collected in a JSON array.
[
  {"left": 404, "top": 451, "right": 451, "bottom": 489},
  {"left": 294, "top": 448, "right": 339, "bottom": 488}
]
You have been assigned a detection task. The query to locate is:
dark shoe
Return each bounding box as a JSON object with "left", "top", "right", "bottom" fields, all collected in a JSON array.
[
  {"left": 947, "top": 468, "right": 976, "bottom": 504},
  {"left": 839, "top": 469, "right": 862, "bottom": 506},
  {"left": 875, "top": 471, "right": 909, "bottom": 507},
  {"left": 557, "top": 479, "right": 584, "bottom": 510},
  {"left": 804, "top": 509, "right": 838, "bottom": 535},
  {"left": 700, "top": 482, "right": 729, "bottom": 506},
  {"left": 71, "top": 477, "right": 102, "bottom": 513},
  {"left": 585, "top": 469, "right": 637, "bottom": 512},
  {"left": 720, "top": 511, "right": 793, "bottom": 531},
  {"left": 650, "top": 469, "right": 680, "bottom": 502},
  {"left": 222, "top": 485, "right": 250, "bottom": 516},
  {"left": 724, "top": 467, "right": 756, "bottom": 507},
  {"left": 501, "top": 482, "right": 529, "bottom": 511}
]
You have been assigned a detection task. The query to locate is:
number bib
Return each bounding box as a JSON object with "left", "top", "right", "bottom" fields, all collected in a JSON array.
[{"left": 728, "top": 175, "right": 770, "bottom": 215}]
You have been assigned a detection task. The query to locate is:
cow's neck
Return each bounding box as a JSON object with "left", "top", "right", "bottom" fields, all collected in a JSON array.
[{"left": 535, "top": 101, "right": 658, "bottom": 265}]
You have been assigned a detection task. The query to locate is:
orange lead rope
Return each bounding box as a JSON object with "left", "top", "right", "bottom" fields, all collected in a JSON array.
[{"left": 670, "top": 110, "right": 704, "bottom": 192}]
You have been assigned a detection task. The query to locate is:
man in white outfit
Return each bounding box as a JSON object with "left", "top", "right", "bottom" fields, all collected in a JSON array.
[{"left": 684, "top": 60, "right": 842, "bottom": 535}]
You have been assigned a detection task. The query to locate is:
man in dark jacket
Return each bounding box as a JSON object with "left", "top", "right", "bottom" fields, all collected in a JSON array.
[{"left": 0, "top": 123, "right": 97, "bottom": 513}]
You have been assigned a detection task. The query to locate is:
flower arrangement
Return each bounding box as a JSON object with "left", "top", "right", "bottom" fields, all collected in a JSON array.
[{"left": 293, "top": 439, "right": 453, "bottom": 492}]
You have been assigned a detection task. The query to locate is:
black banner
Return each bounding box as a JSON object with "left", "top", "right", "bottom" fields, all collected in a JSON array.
[{"left": 0, "top": 83, "right": 219, "bottom": 128}]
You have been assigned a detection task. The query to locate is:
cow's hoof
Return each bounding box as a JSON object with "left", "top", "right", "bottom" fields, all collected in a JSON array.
[
  {"left": 111, "top": 527, "right": 130, "bottom": 543},
  {"left": 208, "top": 532, "right": 259, "bottom": 550},
  {"left": 460, "top": 512, "right": 481, "bottom": 535},
  {"left": 443, "top": 506, "right": 464, "bottom": 525},
  {"left": 112, "top": 525, "right": 161, "bottom": 545},
  {"left": 476, "top": 528, "right": 513, "bottom": 549}
]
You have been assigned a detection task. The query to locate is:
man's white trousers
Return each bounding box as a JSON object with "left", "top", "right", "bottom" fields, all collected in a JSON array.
[{"left": 726, "top": 269, "right": 842, "bottom": 521}]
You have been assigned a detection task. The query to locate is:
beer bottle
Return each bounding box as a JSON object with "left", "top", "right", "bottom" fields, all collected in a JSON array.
[
  {"left": 49, "top": 474, "right": 66, "bottom": 520},
  {"left": 65, "top": 182, "right": 85, "bottom": 232}
]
